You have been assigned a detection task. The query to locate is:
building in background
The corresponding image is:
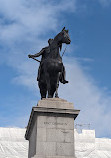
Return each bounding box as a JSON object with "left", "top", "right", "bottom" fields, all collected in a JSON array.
[{"left": 0, "top": 127, "right": 111, "bottom": 158}]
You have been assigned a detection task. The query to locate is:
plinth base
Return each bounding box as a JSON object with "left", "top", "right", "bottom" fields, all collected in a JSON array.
[
  {"left": 32, "top": 156, "right": 76, "bottom": 158},
  {"left": 25, "top": 98, "right": 80, "bottom": 158}
]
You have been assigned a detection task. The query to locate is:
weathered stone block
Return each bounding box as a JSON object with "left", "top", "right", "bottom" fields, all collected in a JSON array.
[
  {"left": 36, "top": 142, "right": 56, "bottom": 156},
  {"left": 37, "top": 98, "right": 74, "bottom": 109},
  {"left": 57, "top": 142, "right": 74, "bottom": 156},
  {"left": 46, "top": 129, "right": 74, "bottom": 143},
  {"left": 25, "top": 98, "right": 80, "bottom": 158},
  {"left": 37, "top": 128, "right": 46, "bottom": 142}
]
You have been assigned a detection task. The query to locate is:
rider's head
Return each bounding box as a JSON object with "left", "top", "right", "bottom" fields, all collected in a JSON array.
[{"left": 48, "top": 38, "right": 53, "bottom": 45}]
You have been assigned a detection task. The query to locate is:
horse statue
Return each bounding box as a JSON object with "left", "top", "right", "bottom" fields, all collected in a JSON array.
[{"left": 28, "top": 27, "right": 71, "bottom": 99}]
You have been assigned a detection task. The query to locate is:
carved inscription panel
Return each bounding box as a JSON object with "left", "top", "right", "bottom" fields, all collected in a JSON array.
[
  {"left": 44, "top": 122, "right": 67, "bottom": 126},
  {"left": 37, "top": 116, "right": 74, "bottom": 130}
]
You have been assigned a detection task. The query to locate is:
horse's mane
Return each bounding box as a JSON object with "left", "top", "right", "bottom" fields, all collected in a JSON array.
[
  {"left": 54, "top": 32, "right": 62, "bottom": 52},
  {"left": 59, "top": 43, "right": 62, "bottom": 52}
]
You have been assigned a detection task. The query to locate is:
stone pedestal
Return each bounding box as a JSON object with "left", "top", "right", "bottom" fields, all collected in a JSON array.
[{"left": 25, "top": 98, "right": 80, "bottom": 158}]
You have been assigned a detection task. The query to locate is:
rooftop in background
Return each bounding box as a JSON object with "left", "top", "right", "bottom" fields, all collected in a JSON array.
[{"left": 0, "top": 127, "right": 111, "bottom": 158}]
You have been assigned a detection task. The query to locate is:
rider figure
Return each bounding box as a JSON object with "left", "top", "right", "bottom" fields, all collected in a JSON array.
[{"left": 28, "top": 39, "right": 68, "bottom": 84}]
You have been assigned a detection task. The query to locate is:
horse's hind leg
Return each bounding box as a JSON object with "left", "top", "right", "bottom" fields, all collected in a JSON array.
[
  {"left": 47, "top": 81, "right": 54, "bottom": 98},
  {"left": 50, "top": 82, "right": 57, "bottom": 98},
  {"left": 49, "top": 74, "right": 58, "bottom": 98},
  {"left": 38, "top": 82, "right": 47, "bottom": 99},
  {"left": 55, "top": 74, "right": 59, "bottom": 98},
  {"left": 45, "top": 72, "right": 52, "bottom": 98},
  {"left": 55, "top": 83, "right": 59, "bottom": 98}
]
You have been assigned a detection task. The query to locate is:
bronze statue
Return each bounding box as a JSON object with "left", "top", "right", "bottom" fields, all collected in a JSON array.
[{"left": 28, "top": 27, "right": 71, "bottom": 99}]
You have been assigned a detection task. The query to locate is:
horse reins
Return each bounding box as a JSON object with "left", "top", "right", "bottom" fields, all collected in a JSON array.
[{"left": 62, "top": 45, "right": 67, "bottom": 57}]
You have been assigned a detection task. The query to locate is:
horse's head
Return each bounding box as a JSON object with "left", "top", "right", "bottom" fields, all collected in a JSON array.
[{"left": 55, "top": 27, "right": 71, "bottom": 45}]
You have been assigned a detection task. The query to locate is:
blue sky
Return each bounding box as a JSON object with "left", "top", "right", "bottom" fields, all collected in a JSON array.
[{"left": 0, "top": 0, "right": 111, "bottom": 138}]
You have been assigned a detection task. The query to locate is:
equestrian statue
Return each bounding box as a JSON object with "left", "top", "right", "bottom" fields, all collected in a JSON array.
[{"left": 28, "top": 27, "right": 71, "bottom": 99}]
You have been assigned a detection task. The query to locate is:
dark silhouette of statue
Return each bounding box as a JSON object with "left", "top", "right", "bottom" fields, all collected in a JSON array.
[{"left": 28, "top": 27, "right": 71, "bottom": 99}]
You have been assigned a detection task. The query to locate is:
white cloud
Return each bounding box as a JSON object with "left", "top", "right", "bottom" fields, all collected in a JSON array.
[
  {"left": 0, "top": 0, "right": 76, "bottom": 88},
  {"left": 98, "top": 0, "right": 111, "bottom": 7},
  {"left": 0, "top": 0, "right": 76, "bottom": 76},
  {"left": 59, "top": 57, "right": 111, "bottom": 137},
  {"left": 0, "top": 0, "right": 76, "bottom": 44}
]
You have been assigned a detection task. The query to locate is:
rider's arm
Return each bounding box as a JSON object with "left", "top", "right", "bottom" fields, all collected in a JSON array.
[
  {"left": 33, "top": 48, "right": 44, "bottom": 57},
  {"left": 28, "top": 48, "right": 44, "bottom": 58}
]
